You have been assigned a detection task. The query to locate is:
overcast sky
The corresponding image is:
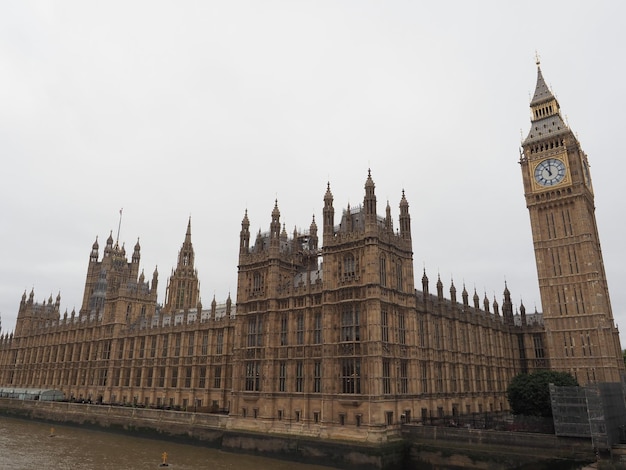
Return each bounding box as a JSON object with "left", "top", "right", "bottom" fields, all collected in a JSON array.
[{"left": 1, "top": 2, "right": 625, "bottom": 345}]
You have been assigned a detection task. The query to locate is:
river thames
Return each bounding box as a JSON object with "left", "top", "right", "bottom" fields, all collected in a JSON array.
[{"left": 0, "top": 416, "right": 339, "bottom": 470}]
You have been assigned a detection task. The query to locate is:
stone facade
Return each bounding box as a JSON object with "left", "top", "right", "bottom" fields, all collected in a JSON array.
[{"left": 0, "top": 63, "right": 622, "bottom": 441}]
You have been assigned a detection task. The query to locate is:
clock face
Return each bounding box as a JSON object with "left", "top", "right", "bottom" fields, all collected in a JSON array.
[{"left": 534, "top": 158, "right": 566, "bottom": 187}]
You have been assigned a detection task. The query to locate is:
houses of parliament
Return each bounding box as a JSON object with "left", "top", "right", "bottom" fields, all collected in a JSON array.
[{"left": 0, "top": 63, "right": 623, "bottom": 442}]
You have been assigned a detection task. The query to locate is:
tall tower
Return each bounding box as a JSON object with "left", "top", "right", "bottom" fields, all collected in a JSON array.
[
  {"left": 80, "top": 231, "right": 157, "bottom": 325},
  {"left": 320, "top": 170, "right": 416, "bottom": 419},
  {"left": 163, "top": 218, "right": 201, "bottom": 313},
  {"left": 520, "top": 60, "right": 624, "bottom": 384}
]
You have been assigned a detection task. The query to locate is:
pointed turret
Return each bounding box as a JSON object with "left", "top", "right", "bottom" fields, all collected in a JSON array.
[
  {"left": 152, "top": 266, "right": 158, "bottom": 292},
  {"left": 450, "top": 279, "right": 457, "bottom": 304},
  {"left": 309, "top": 214, "right": 318, "bottom": 250},
  {"left": 436, "top": 275, "right": 444, "bottom": 301},
  {"left": 270, "top": 200, "right": 281, "bottom": 246},
  {"left": 344, "top": 202, "right": 353, "bottom": 232},
  {"left": 323, "top": 182, "right": 334, "bottom": 239},
  {"left": 462, "top": 284, "right": 469, "bottom": 307},
  {"left": 502, "top": 282, "right": 514, "bottom": 325},
  {"left": 255, "top": 229, "right": 263, "bottom": 253},
  {"left": 104, "top": 231, "right": 114, "bottom": 257},
  {"left": 310, "top": 214, "right": 318, "bottom": 237},
  {"left": 226, "top": 292, "right": 233, "bottom": 317},
  {"left": 131, "top": 238, "right": 141, "bottom": 278},
  {"left": 90, "top": 236, "right": 99, "bottom": 262},
  {"left": 133, "top": 238, "right": 141, "bottom": 263},
  {"left": 363, "top": 169, "right": 377, "bottom": 225},
  {"left": 399, "top": 190, "right": 411, "bottom": 240},
  {"left": 240, "top": 209, "right": 250, "bottom": 253}
]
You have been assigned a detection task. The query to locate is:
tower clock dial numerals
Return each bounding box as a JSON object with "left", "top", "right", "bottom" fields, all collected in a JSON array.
[{"left": 534, "top": 158, "right": 566, "bottom": 187}]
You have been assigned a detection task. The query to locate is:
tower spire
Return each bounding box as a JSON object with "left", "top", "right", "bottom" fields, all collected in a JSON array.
[
  {"left": 530, "top": 60, "right": 556, "bottom": 108},
  {"left": 185, "top": 216, "right": 192, "bottom": 244},
  {"left": 524, "top": 61, "right": 566, "bottom": 145}
]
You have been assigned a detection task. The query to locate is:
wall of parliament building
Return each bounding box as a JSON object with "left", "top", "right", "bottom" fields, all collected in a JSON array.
[{"left": 0, "top": 64, "right": 623, "bottom": 442}]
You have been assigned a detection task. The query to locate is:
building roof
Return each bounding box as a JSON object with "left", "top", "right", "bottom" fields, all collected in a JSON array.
[{"left": 530, "top": 65, "right": 555, "bottom": 106}]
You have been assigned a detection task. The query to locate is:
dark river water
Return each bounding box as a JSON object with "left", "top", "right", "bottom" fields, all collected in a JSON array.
[{"left": 0, "top": 416, "right": 339, "bottom": 470}]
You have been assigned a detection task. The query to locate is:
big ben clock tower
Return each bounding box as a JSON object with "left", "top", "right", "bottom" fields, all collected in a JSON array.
[{"left": 520, "top": 60, "right": 624, "bottom": 385}]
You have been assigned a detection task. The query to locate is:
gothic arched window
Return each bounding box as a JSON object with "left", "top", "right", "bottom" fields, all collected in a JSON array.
[{"left": 343, "top": 254, "right": 355, "bottom": 279}]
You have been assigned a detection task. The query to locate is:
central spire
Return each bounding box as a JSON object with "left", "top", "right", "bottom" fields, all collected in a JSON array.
[
  {"left": 530, "top": 60, "right": 556, "bottom": 108},
  {"left": 178, "top": 217, "right": 194, "bottom": 269},
  {"left": 523, "top": 60, "right": 567, "bottom": 145}
]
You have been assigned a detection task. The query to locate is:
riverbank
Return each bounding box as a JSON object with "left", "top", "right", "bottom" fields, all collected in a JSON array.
[
  {"left": 0, "top": 398, "right": 598, "bottom": 469},
  {"left": 0, "top": 398, "right": 407, "bottom": 470}
]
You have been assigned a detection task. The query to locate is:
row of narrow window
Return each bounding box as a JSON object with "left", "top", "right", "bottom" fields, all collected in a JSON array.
[
  {"left": 9, "top": 364, "right": 224, "bottom": 391},
  {"left": 534, "top": 103, "right": 554, "bottom": 119},
  {"left": 8, "top": 355, "right": 514, "bottom": 399},
  {"left": 563, "top": 332, "right": 594, "bottom": 358},
  {"left": 12, "top": 330, "right": 225, "bottom": 365},
  {"left": 248, "top": 253, "right": 406, "bottom": 294},
  {"left": 529, "top": 138, "right": 564, "bottom": 154},
  {"left": 554, "top": 284, "right": 586, "bottom": 316},
  {"left": 544, "top": 208, "right": 574, "bottom": 240}
]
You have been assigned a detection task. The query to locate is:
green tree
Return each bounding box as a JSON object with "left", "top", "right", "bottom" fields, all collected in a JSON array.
[{"left": 507, "top": 370, "right": 578, "bottom": 417}]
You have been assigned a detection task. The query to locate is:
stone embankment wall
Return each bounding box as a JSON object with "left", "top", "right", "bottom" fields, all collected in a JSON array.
[
  {"left": 0, "top": 398, "right": 406, "bottom": 470},
  {"left": 402, "top": 424, "right": 596, "bottom": 469},
  {"left": 0, "top": 398, "right": 598, "bottom": 469}
]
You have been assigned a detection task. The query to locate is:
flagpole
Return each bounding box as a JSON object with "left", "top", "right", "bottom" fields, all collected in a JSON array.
[{"left": 116, "top": 208, "right": 123, "bottom": 244}]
